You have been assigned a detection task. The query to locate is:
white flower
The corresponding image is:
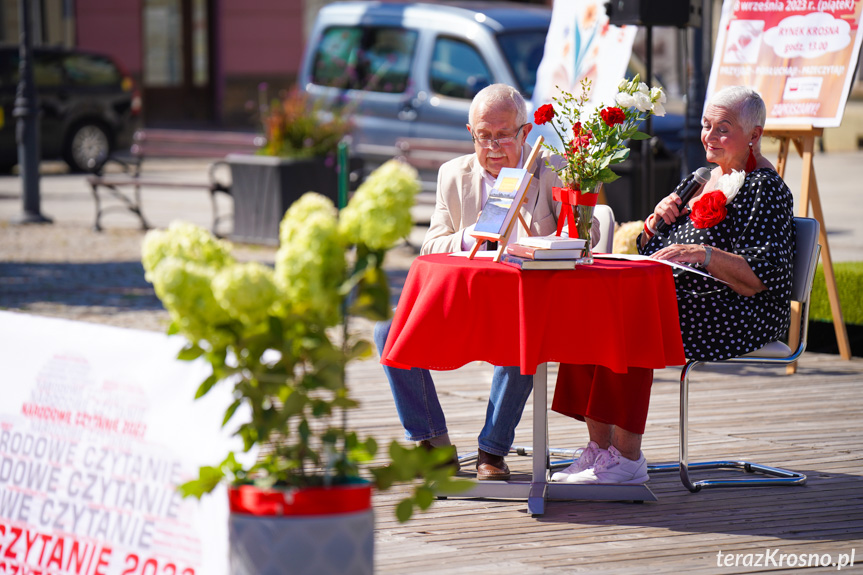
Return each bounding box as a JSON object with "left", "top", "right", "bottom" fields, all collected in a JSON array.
[
  {"left": 633, "top": 92, "right": 652, "bottom": 112},
  {"left": 651, "top": 101, "right": 666, "bottom": 117},
  {"left": 650, "top": 86, "right": 666, "bottom": 104},
  {"left": 615, "top": 92, "right": 636, "bottom": 108},
  {"left": 715, "top": 169, "right": 746, "bottom": 203},
  {"left": 618, "top": 78, "right": 630, "bottom": 92},
  {"left": 637, "top": 82, "right": 650, "bottom": 95}
]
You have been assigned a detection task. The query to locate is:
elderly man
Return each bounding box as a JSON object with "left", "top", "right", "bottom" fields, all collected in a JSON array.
[{"left": 374, "top": 83, "right": 598, "bottom": 480}]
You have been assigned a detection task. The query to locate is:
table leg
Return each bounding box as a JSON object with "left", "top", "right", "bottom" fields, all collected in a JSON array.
[{"left": 527, "top": 363, "right": 548, "bottom": 515}]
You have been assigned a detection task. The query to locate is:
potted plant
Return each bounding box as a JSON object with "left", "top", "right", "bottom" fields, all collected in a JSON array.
[
  {"left": 141, "top": 160, "right": 468, "bottom": 575},
  {"left": 228, "top": 86, "right": 354, "bottom": 245}
]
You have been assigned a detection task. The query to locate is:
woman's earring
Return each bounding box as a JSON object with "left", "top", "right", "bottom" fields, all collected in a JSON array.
[{"left": 746, "top": 142, "right": 757, "bottom": 173}]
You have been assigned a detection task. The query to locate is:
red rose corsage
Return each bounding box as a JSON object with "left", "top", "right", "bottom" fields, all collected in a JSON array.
[{"left": 689, "top": 190, "right": 727, "bottom": 229}]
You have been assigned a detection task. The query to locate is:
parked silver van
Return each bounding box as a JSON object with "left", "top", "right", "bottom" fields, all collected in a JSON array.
[{"left": 299, "top": 1, "right": 551, "bottom": 165}]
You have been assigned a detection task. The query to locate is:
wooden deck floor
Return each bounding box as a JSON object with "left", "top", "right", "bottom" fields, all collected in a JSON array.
[{"left": 347, "top": 351, "right": 863, "bottom": 574}]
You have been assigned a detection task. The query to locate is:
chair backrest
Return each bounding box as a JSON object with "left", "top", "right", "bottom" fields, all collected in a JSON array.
[
  {"left": 791, "top": 217, "right": 820, "bottom": 304},
  {"left": 594, "top": 204, "right": 615, "bottom": 254}
]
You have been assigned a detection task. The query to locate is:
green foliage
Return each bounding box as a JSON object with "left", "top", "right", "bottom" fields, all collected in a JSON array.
[
  {"left": 370, "top": 441, "right": 474, "bottom": 523},
  {"left": 809, "top": 262, "right": 863, "bottom": 325},
  {"left": 142, "top": 160, "right": 439, "bottom": 521}
]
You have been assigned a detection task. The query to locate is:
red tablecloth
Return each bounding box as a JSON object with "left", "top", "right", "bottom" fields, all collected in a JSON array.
[{"left": 381, "top": 254, "right": 685, "bottom": 375}]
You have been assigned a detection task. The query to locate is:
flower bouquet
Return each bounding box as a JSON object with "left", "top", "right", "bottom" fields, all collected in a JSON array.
[{"left": 533, "top": 75, "right": 666, "bottom": 261}]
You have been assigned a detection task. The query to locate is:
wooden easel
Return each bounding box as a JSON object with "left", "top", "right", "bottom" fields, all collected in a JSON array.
[
  {"left": 765, "top": 125, "right": 852, "bottom": 373},
  {"left": 468, "top": 136, "right": 544, "bottom": 263}
]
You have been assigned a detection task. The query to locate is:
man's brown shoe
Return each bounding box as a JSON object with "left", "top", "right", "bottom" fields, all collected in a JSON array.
[{"left": 476, "top": 449, "right": 511, "bottom": 481}]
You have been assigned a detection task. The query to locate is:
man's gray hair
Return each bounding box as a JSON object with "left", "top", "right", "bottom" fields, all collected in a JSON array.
[
  {"left": 469, "top": 84, "right": 527, "bottom": 127},
  {"left": 708, "top": 85, "right": 766, "bottom": 133}
]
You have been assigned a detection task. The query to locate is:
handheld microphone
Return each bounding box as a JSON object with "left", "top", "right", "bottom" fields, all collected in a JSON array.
[{"left": 655, "top": 167, "right": 712, "bottom": 234}]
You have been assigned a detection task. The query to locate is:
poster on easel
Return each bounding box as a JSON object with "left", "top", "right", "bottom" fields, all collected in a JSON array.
[{"left": 707, "top": 0, "right": 863, "bottom": 127}]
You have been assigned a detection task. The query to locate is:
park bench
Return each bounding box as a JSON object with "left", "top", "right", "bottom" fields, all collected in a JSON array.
[{"left": 87, "top": 129, "right": 265, "bottom": 236}]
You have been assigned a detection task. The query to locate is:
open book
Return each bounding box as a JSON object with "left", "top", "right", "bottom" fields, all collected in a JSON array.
[{"left": 472, "top": 167, "right": 532, "bottom": 238}]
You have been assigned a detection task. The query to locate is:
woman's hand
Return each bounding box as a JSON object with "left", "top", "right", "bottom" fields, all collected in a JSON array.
[
  {"left": 640, "top": 193, "right": 690, "bottom": 248},
  {"left": 651, "top": 243, "right": 767, "bottom": 297},
  {"left": 653, "top": 192, "right": 688, "bottom": 227},
  {"left": 651, "top": 243, "right": 707, "bottom": 266}
]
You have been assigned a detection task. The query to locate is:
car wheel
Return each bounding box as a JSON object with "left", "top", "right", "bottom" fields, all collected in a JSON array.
[{"left": 64, "top": 121, "right": 111, "bottom": 172}]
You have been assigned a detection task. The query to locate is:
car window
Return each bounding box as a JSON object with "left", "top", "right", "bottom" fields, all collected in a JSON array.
[
  {"left": 312, "top": 26, "right": 417, "bottom": 94},
  {"left": 496, "top": 31, "right": 547, "bottom": 100},
  {"left": 33, "top": 54, "right": 64, "bottom": 87},
  {"left": 63, "top": 54, "right": 121, "bottom": 86},
  {"left": 430, "top": 37, "right": 492, "bottom": 100}
]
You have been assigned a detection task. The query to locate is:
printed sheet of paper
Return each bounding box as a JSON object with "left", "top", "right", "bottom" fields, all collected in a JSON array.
[{"left": 593, "top": 253, "right": 730, "bottom": 284}]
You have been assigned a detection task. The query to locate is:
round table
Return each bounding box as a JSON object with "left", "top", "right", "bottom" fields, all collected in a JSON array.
[{"left": 382, "top": 254, "right": 685, "bottom": 375}]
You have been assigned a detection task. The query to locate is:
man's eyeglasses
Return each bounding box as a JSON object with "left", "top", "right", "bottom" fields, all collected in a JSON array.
[{"left": 471, "top": 123, "right": 528, "bottom": 149}]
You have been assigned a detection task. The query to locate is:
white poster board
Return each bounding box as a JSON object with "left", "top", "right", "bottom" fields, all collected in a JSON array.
[
  {"left": 707, "top": 0, "right": 863, "bottom": 127},
  {"left": 0, "top": 312, "right": 243, "bottom": 575},
  {"left": 532, "top": 0, "right": 637, "bottom": 129}
]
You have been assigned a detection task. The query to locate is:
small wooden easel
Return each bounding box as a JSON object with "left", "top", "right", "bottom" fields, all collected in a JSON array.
[
  {"left": 468, "top": 136, "right": 544, "bottom": 263},
  {"left": 765, "top": 125, "right": 851, "bottom": 373}
]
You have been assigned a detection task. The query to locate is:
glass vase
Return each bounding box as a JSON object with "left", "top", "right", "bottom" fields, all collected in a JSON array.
[{"left": 575, "top": 184, "right": 602, "bottom": 265}]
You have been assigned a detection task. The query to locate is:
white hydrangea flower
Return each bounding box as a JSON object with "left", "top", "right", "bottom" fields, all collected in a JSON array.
[
  {"left": 212, "top": 262, "right": 279, "bottom": 326},
  {"left": 141, "top": 221, "right": 234, "bottom": 281},
  {"left": 715, "top": 169, "right": 746, "bottom": 204},
  {"left": 615, "top": 92, "right": 636, "bottom": 109},
  {"left": 275, "top": 192, "right": 345, "bottom": 325},
  {"left": 339, "top": 159, "right": 419, "bottom": 250}
]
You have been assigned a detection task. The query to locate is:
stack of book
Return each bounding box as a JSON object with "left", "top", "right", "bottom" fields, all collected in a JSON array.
[{"left": 500, "top": 236, "right": 588, "bottom": 269}]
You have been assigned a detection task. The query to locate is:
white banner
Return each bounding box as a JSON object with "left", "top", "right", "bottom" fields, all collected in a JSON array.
[
  {"left": 531, "top": 0, "right": 638, "bottom": 145},
  {"left": 0, "top": 311, "right": 242, "bottom": 575},
  {"left": 707, "top": 0, "right": 863, "bottom": 127}
]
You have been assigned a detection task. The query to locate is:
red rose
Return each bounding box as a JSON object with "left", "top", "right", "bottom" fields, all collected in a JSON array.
[
  {"left": 601, "top": 106, "right": 626, "bottom": 127},
  {"left": 689, "top": 190, "right": 727, "bottom": 229},
  {"left": 534, "top": 104, "right": 555, "bottom": 125}
]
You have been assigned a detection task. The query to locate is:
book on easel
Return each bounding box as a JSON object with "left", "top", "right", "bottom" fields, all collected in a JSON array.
[
  {"left": 473, "top": 168, "right": 532, "bottom": 237},
  {"left": 468, "top": 136, "right": 544, "bottom": 262}
]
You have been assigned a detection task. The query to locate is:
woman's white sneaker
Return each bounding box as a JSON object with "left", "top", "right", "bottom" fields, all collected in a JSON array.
[
  {"left": 550, "top": 441, "right": 604, "bottom": 482},
  {"left": 559, "top": 446, "right": 649, "bottom": 485}
]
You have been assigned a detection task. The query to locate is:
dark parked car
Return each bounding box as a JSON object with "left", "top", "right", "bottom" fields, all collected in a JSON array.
[{"left": 0, "top": 45, "right": 139, "bottom": 173}]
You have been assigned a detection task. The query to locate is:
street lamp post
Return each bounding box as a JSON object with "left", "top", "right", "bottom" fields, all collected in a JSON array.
[{"left": 13, "top": 0, "right": 51, "bottom": 224}]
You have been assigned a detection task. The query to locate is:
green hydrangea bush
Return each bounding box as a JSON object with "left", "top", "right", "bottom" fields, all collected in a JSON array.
[{"left": 142, "top": 160, "right": 469, "bottom": 522}]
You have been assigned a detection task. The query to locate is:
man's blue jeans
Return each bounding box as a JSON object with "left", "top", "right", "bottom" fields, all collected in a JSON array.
[{"left": 373, "top": 319, "right": 533, "bottom": 457}]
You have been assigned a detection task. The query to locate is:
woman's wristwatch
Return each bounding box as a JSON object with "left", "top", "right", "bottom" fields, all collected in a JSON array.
[{"left": 701, "top": 244, "right": 713, "bottom": 268}]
